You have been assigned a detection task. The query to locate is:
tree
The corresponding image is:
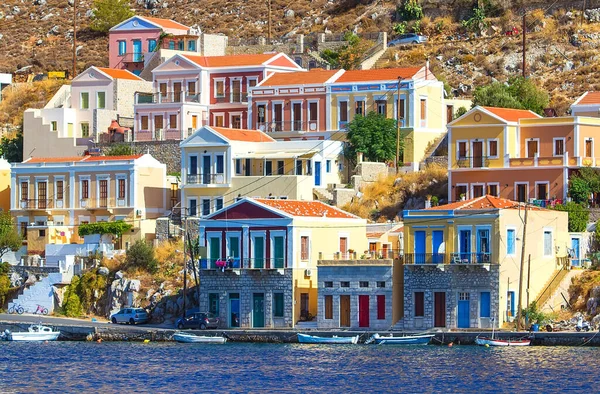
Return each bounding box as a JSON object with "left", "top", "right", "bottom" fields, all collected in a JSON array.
[
  {"left": 472, "top": 77, "right": 549, "bottom": 115},
  {"left": 0, "top": 133, "right": 23, "bottom": 163},
  {"left": 397, "top": 0, "right": 423, "bottom": 21},
  {"left": 345, "top": 112, "right": 401, "bottom": 164},
  {"left": 0, "top": 213, "right": 22, "bottom": 261},
  {"left": 105, "top": 143, "right": 134, "bottom": 156},
  {"left": 125, "top": 240, "right": 158, "bottom": 273},
  {"left": 568, "top": 167, "right": 600, "bottom": 204},
  {"left": 552, "top": 202, "right": 589, "bottom": 232},
  {"left": 0, "top": 262, "right": 10, "bottom": 307},
  {"left": 319, "top": 32, "right": 372, "bottom": 70},
  {"left": 320, "top": 49, "right": 340, "bottom": 69},
  {"left": 90, "top": 0, "right": 134, "bottom": 34}
]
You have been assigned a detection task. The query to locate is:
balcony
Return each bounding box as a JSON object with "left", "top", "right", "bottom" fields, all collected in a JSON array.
[
  {"left": 214, "top": 93, "right": 248, "bottom": 104},
  {"left": 136, "top": 91, "right": 201, "bottom": 104},
  {"left": 403, "top": 253, "right": 493, "bottom": 265},
  {"left": 20, "top": 199, "right": 53, "bottom": 210},
  {"left": 186, "top": 173, "right": 228, "bottom": 186},
  {"left": 79, "top": 198, "right": 129, "bottom": 210},
  {"left": 120, "top": 53, "right": 144, "bottom": 63},
  {"left": 257, "top": 120, "right": 319, "bottom": 133},
  {"left": 200, "top": 257, "right": 286, "bottom": 270},
  {"left": 456, "top": 156, "right": 491, "bottom": 168},
  {"left": 318, "top": 249, "right": 400, "bottom": 260}
]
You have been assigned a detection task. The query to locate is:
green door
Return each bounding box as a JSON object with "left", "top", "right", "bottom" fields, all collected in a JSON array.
[
  {"left": 229, "top": 236, "right": 240, "bottom": 268},
  {"left": 273, "top": 236, "right": 284, "bottom": 268},
  {"left": 253, "top": 237, "right": 264, "bottom": 268},
  {"left": 209, "top": 237, "right": 220, "bottom": 268},
  {"left": 253, "top": 293, "right": 265, "bottom": 327}
]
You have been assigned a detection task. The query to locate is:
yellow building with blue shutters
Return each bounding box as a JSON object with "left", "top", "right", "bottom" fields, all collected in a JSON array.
[{"left": 401, "top": 195, "right": 569, "bottom": 329}]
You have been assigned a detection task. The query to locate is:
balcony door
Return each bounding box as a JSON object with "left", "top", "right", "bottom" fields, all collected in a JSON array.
[
  {"left": 292, "top": 103, "right": 302, "bottom": 131},
  {"left": 173, "top": 82, "right": 182, "bottom": 102},
  {"left": 472, "top": 141, "right": 483, "bottom": 167},
  {"left": 231, "top": 80, "right": 241, "bottom": 103},
  {"left": 99, "top": 179, "right": 108, "bottom": 207},
  {"left": 527, "top": 140, "right": 538, "bottom": 158},
  {"left": 459, "top": 229, "right": 471, "bottom": 262},
  {"left": 273, "top": 236, "right": 284, "bottom": 268},
  {"left": 476, "top": 229, "right": 490, "bottom": 263},
  {"left": 202, "top": 156, "right": 211, "bottom": 184},
  {"left": 37, "top": 182, "right": 47, "bottom": 209},
  {"left": 273, "top": 104, "right": 283, "bottom": 131},
  {"left": 414, "top": 230, "right": 426, "bottom": 264},
  {"left": 432, "top": 230, "right": 443, "bottom": 264},
  {"left": 339, "top": 237, "right": 348, "bottom": 259}
]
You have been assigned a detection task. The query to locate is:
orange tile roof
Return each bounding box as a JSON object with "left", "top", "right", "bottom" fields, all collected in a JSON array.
[
  {"left": 482, "top": 106, "right": 541, "bottom": 122},
  {"left": 211, "top": 127, "right": 275, "bottom": 142},
  {"left": 143, "top": 16, "right": 188, "bottom": 31},
  {"left": 335, "top": 67, "right": 422, "bottom": 83},
  {"left": 24, "top": 155, "right": 143, "bottom": 164},
  {"left": 259, "top": 69, "right": 338, "bottom": 86},
  {"left": 84, "top": 155, "right": 144, "bottom": 161},
  {"left": 96, "top": 67, "right": 143, "bottom": 81},
  {"left": 255, "top": 199, "right": 359, "bottom": 219},
  {"left": 576, "top": 91, "right": 600, "bottom": 105},
  {"left": 427, "top": 195, "right": 545, "bottom": 211},
  {"left": 183, "top": 53, "right": 277, "bottom": 68}
]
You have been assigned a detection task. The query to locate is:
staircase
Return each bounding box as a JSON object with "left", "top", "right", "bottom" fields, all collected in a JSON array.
[
  {"left": 313, "top": 187, "right": 334, "bottom": 204},
  {"left": 306, "top": 49, "right": 331, "bottom": 69},
  {"left": 539, "top": 269, "right": 583, "bottom": 313},
  {"left": 8, "top": 271, "right": 73, "bottom": 315},
  {"left": 360, "top": 42, "right": 387, "bottom": 70},
  {"left": 419, "top": 133, "right": 447, "bottom": 169}
]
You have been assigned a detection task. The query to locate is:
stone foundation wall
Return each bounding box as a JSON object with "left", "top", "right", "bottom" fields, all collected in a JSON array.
[{"left": 98, "top": 140, "right": 181, "bottom": 173}]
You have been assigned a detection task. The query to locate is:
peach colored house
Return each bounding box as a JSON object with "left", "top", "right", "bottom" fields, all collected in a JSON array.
[
  {"left": 571, "top": 91, "right": 600, "bottom": 117},
  {"left": 448, "top": 106, "right": 600, "bottom": 204}
]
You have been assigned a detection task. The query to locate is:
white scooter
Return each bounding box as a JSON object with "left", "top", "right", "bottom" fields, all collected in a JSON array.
[{"left": 576, "top": 316, "right": 591, "bottom": 332}]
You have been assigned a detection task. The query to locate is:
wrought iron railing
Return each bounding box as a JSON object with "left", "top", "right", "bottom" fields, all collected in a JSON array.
[
  {"left": 20, "top": 199, "right": 53, "bottom": 210},
  {"left": 456, "top": 156, "right": 490, "bottom": 168},
  {"left": 200, "top": 257, "right": 286, "bottom": 269},
  {"left": 186, "top": 173, "right": 227, "bottom": 185},
  {"left": 403, "top": 252, "right": 493, "bottom": 265}
]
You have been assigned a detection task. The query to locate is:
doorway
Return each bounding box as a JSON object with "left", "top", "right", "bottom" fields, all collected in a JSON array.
[
  {"left": 314, "top": 161, "right": 321, "bottom": 186},
  {"left": 229, "top": 293, "right": 240, "bottom": 328},
  {"left": 472, "top": 141, "right": 483, "bottom": 167},
  {"left": 359, "top": 295, "right": 370, "bottom": 328},
  {"left": 457, "top": 292, "right": 470, "bottom": 328},
  {"left": 300, "top": 293, "right": 309, "bottom": 320},
  {"left": 434, "top": 292, "right": 446, "bottom": 327},
  {"left": 253, "top": 293, "right": 265, "bottom": 328},
  {"left": 340, "top": 295, "right": 350, "bottom": 327}
]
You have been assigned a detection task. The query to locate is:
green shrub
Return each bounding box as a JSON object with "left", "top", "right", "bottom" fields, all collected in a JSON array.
[
  {"left": 397, "top": 0, "right": 423, "bottom": 21},
  {"left": 62, "top": 276, "right": 83, "bottom": 317},
  {"left": 126, "top": 240, "right": 158, "bottom": 274}
]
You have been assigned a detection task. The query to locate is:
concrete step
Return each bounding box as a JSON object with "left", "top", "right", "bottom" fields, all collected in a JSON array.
[{"left": 540, "top": 269, "right": 583, "bottom": 313}]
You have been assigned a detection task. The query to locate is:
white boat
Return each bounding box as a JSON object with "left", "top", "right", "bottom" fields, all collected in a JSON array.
[
  {"left": 475, "top": 336, "right": 531, "bottom": 346},
  {"left": 297, "top": 333, "right": 359, "bottom": 344},
  {"left": 173, "top": 332, "right": 227, "bottom": 344},
  {"left": 366, "top": 333, "right": 434, "bottom": 345},
  {"left": 1, "top": 324, "right": 61, "bottom": 342}
]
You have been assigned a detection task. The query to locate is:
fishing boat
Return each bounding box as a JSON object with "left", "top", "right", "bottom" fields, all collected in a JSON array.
[
  {"left": 172, "top": 332, "right": 227, "bottom": 344},
  {"left": 297, "top": 333, "right": 359, "bottom": 344},
  {"left": 1, "top": 324, "right": 61, "bottom": 342},
  {"left": 475, "top": 336, "right": 530, "bottom": 346},
  {"left": 365, "top": 333, "right": 434, "bottom": 345}
]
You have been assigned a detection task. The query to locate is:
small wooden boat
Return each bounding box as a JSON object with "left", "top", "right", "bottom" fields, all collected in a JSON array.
[
  {"left": 173, "top": 332, "right": 227, "bottom": 344},
  {"left": 1, "top": 324, "right": 61, "bottom": 342},
  {"left": 297, "top": 333, "right": 359, "bottom": 344},
  {"left": 475, "top": 336, "right": 530, "bottom": 346},
  {"left": 366, "top": 333, "right": 434, "bottom": 345}
]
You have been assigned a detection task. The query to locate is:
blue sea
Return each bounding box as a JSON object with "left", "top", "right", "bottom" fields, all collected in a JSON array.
[{"left": 0, "top": 341, "right": 597, "bottom": 392}]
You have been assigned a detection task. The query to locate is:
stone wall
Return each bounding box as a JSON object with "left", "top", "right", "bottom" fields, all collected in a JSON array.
[
  {"left": 198, "top": 268, "right": 294, "bottom": 328},
  {"left": 402, "top": 264, "right": 500, "bottom": 329},
  {"left": 98, "top": 140, "right": 181, "bottom": 173},
  {"left": 114, "top": 79, "right": 153, "bottom": 116},
  {"left": 317, "top": 261, "right": 393, "bottom": 330},
  {"left": 201, "top": 34, "right": 228, "bottom": 56}
]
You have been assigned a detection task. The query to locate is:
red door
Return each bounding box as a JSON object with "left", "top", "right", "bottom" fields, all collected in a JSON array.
[
  {"left": 359, "top": 295, "right": 370, "bottom": 328},
  {"left": 434, "top": 292, "right": 446, "bottom": 327}
]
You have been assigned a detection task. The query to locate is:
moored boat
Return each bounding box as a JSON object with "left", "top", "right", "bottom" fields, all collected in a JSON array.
[
  {"left": 297, "top": 333, "right": 359, "bottom": 344},
  {"left": 475, "top": 336, "right": 531, "bottom": 346},
  {"left": 1, "top": 324, "right": 61, "bottom": 342},
  {"left": 366, "top": 333, "right": 434, "bottom": 345},
  {"left": 172, "top": 332, "right": 227, "bottom": 344}
]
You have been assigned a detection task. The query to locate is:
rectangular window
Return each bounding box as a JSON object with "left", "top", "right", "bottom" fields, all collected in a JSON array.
[
  {"left": 324, "top": 281, "right": 333, "bottom": 288},
  {"left": 169, "top": 114, "right": 177, "bottom": 128},
  {"left": 235, "top": 159, "right": 242, "bottom": 175},
  {"left": 377, "top": 295, "right": 385, "bottom": 320},
  {"left": 458, "top": 142, "right": 467, "bottom": 158},
  {"left": 20, "top": 182, "right": 28, "bottom": 201},
  {"left": 51, "top": 121, "right": 57, "bottom": 131},
  {"left": 80, "top": 92, "right": 89, "bottom": 109},
  {"left": 118, "top": 179, "right": 126, "bottom": 199},
  {"left": 339, "top": 101, "right": 348, "bottom": 122},
  {"left": 188, "top": 40, "right": 196, "bottom": 51},
  {"left": 81, "top": 179, "right": 89, "bottom": 199},
  {"left": 537, "top": 183, "right": 548, "bottom": 200},
  {"left": 507, "top": 229, "right": 515, "bottom": 255},
  {"left": 20, "top": 222, "right": 27, "bottom": 238},
  {"left": 257, "top": 104, "right": 266, "bottom": 125},
  {"left": 168, "top": 40, "right": 175, "bottom": 50},
  {"left": 81, "top": 123, "right": 89, "bottom": 138},
  {"left": 507, "top": 291, "right": 515, "bottom": 317},
  {"left": 355, "top": 101, "right": 365, "bottom": 116},
  {"left": 473, "top": 185, "right": 484, "bottom": 198},
  {"left": 97, "top": 92, "right": 105, "bottom": 109},
  {"left": 398, "top": 98, "right": 405, "bottom": 120},
  {"left": 554, "top": 139, "right": 564, "bottom": 156},
  {"left": 118, "top": 41, "right": 126, "bottom": 56},
  {"left": 543, "top": 230, "right": 552, "bottom": 256},
  {"left": 178, "top": 40, "right": 184, "bottom": 50},
  {"left": 215, "top": 198, "right": 223, "bottom": 211},
  {"left": 216, "top": 155, "right": 224, "bottom": 174},
  {"left": 480, "top": 291, "right": 491, "bottom": 318},
  {"left": 376, "top": 100, "right": 387, "bottom": 116},
  {"left": 359, "top": 281, "right": 369, "bottom": 288},
  {"left": 277, "top": 160, "right": 284, "bottom": 175},
  {"left": 148, "top": 39, "right": 157, "bottom": 52},
  {"left": 300, "top": 236, "right": 309, "bottom": 260},
  {"left": 56, "top": 180, "right": 64, "bottom": 200},
  {"left": 326, "top": 160, "right": 331, "bottom": 173},
  {"left": 586, "top": 139, "right": 593, "bottom": 157},
  {"left": 324, "top": 295, "right": 333, "bottom": 319},
  {"left": 377, "top": 281, "right": 385, "bottom": 288},
  {"left": 488, "top": 184, "right": 498, "bottom": 197},
  {"left": 39, "top": 229, "right": 46, "bottom": 237},
  {"left": 340, "top": 281, "right": 349, "bottom": 288},
  {"left": 516, "top": 184, "right": 527, "bottom": 203},
  {"left": 296, "top": 160, "right": 303, "bottom": 175},
  {"left": 248, "top": 78, "right": 258, "bottom": 88},
  {"left": 415, "top": 291, "right": 424, "bottom": 317},
  {"left": 420, "top": 99, "right": 426, "bottom": 120},
  {"left": 215, "top": 80, "right": 225, "bottom": 97},
  {"left": 273, "top": 293, "right": 284, "bottom": 318},
  {"left": 209, "top": 293, "right": 219, "bottom": 316},
  {"left": 159, "top": 83, "right": 167, "bottom": 98},
  {"left": 202, "top": 199, "right": 211, "bottom": 216},
  {"left": 141, "top": 116, "right": 149, "bottom": 130},
  {"left": 189, "top": 199, "right": 197, "bottom": 216},
  {"left": 488, "top": 140, "right": 498, "bottom": 157},
  {"left": 154, "top": 115, "right": 163, "bottom": 130},
  {"left": 187, "top": 81, "right": 196, "bottom": 95}
]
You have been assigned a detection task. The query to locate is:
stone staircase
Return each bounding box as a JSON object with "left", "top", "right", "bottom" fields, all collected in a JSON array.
[
  {"left": 313, "top": 187, "right": 334, "bottom": 204},
  {"left": 539, "top": 269, "right": 583, "bottom": 313},
  {"left": 360, "top": 43, "right": 388, "bottom": 70},
  {"left": 419, "top": 133, "right": 447, "bottom": 169},
  {"left": 8, "top": 270, "right": 73, "bottom": 315},
  {"left": 306, "top": 49, "right": 331, "bottom": 69}
]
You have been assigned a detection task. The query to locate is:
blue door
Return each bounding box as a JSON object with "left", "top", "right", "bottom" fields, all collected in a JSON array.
[
  {"left": 459, "top": 230, "right": 471, "bottom": 262},
  {"left": 432, "top": 230, "right": 443, "bottom": 263},
  {"left": 507, "top": 291, "right": 515, "bottom": 320},
  {"left": 414, "top": 231, "right": 426, "bottom": 264},
  {"left": 457, "top": 292, "right": 470, "bottom": 328},
  {"left": 480, "top": 291, "right": 490, "bottom": 318},
  {"left": 315, "top": 161, "right": 321, "bottom": 186},
  {"left": 571, "top": 238, "right": 580, "bottom": 267},
  {"left": 132, "top": 40, "right": 142, "bottom": 61}
]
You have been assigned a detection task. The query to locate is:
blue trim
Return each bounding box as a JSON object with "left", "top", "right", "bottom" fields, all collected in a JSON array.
[
  {"left": 429, "top": 225, "right": 446, "bottom": 228},
  {"left": 412, "top": 226, "right": 428, "bottom": 229},
  {"left": 112, "top": 16, "right": 159, "bottom": 31}
]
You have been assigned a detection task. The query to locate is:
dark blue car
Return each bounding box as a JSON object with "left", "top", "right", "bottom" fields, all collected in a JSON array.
[{"left": 175, "top": 312, "right": 220, "bottom": 330}]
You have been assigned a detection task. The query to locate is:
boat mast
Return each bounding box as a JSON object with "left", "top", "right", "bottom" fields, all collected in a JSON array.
[{"left": 516, "top": 203, "right": 529, "bottom": 331}]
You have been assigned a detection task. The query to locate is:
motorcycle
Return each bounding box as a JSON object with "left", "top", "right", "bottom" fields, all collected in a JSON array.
[{"left": 576, "top": 316, "right": 591, "bottom": 332}]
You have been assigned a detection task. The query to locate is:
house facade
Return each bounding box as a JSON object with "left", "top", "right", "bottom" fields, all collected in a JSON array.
[
  {"left": 180, "top": 125, "right": 345, "bottom": 217},
  {"left": 23, "top": 67, "right": 151, "bottom": 159},
  {"left": 401, "top": 195, "right": 569, "bottom": 329},
  {"left": 133, "top": 53, "right": 303, "bottom": 141},
  {"left": 570, "top": 91, "right": 600, "bottom": 117},
  {"left": 448, "top": 106, "right": 600, "bottom": 203},
  {"left": 194, "top": 198, "right": 367, "bottom": 328},
  {"left": 10, "top": 154, "right": 167, "bottom": 259}
]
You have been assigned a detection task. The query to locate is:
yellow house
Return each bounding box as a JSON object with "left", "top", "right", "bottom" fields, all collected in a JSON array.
[
  {"left": 401, "top": 195, "right": 569, "bottom": 329},
  {"left": 193, "top": 197, "right": 367, "bottom": 328},
  {"left": 10, "top": 154, "right": 168, "bottom": 257},
  {"left": 0, "top": 158, "right": 10, "bottom": 213}
]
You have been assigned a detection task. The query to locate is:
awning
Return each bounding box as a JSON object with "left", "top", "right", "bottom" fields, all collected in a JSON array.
[{"left": 238, "top": 149, "right": 319, "bottom": 159}]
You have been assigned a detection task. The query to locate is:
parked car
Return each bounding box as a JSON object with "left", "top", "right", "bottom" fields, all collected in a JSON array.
[
  {"left": 175, "top": 312, "right": 220, "bottom": 330},
  {"left": 110, "top": 307, "right": 149, "bottom": 325},
  {"left": 388, "top": 33, "right": 428, "bottom": 46}
]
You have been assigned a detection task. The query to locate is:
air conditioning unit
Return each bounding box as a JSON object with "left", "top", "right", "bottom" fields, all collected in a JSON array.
[
  {"left": 309, "top": 122, "right": 317, "bottom": 131},
  {"left": 80, "top": 200, "right": 88, "bottom": 208},
  {"left": 304, "top": 269, "right": 312, "bottom": 277},
  {"left": 56, "top": 200, "right": 63, "bottom": 208}
]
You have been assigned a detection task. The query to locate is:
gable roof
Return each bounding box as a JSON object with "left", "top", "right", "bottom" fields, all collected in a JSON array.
[
  {"left": 23, "top": 155, "right": 143, "bottom": 164},
  {"left": 426, "top": 195, "right": 544, "bottom": 211},
  {"left": 143, "top": 16, "right": 188, "bottom": 31},
  {"left": 481, "top": 106, "right": 541, "bottom": 122},
  {"left": 96, "top": 67, "right": 143, "bottom": 81},
  {"left": 335, "top": 67, "right": 422, "bottom": 83},
  {"left": 258, "top": 69, "right": 338, "bottom": 87},
  {"left": 572, "top": 91, "right": 600, "bottom": 106},
  {"left": 255, "top": 199, "right": 359, "bottom": 219},
  {"left": 211, "top": 127, "right": 275, "bottom": 143},
  {"left": 183, "top": 53, "right": 279, "bottom": 68}
]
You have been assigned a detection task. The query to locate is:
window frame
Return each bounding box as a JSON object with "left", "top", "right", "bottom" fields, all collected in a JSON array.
[
  {"left": 553, "top": 137, "right": 565, "bottom": 156},
  {"left": 414, "top": 291, "right": 425, "bottom": 317},
  {"left": 487, "top": 138, "right": 499, "bottom": 158},
  {"left": 80, "top": 92, "right": 89, "bottom": 110},
  {"left": 506, "top": 227, "right": 516, "bottom": 256}
]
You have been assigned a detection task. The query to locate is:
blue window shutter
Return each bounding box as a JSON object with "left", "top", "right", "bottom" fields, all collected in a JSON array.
[{"left": 507, "top": 229, "right": 515, "bottom": 255}]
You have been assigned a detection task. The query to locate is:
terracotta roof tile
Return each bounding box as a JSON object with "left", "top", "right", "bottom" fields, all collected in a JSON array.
[
  {"left": 335, "top": 67, "right": 421, "bottom": 83},
  {"left": 255, "top": 199, "right": 359, "bottom": 219},
  {"left": 183, "top": 53, "right": 278, "bottom": 68},
  {"left": 96, "top": 67, "right": 143, "bottom": 81},
  {"left": 576, "top": 91, "right": 600, "bottom": 105},
  {"left": 24, "top": 155, "right": 143, "bottom": 164},
  {"left": 427, "top": 195, "right": 545, "bottom": 211},
  {"left": 212, "top": 127, "right": 275, "bottom": 143},
  {"left": 259, "top": 69, "right": 338, "bottom": 86},
  {"left": 143, "top": 16, "right": 188, "bottom": 31},
  {"left": 482, "top": 106, "right": 541, "bottom": 122}
]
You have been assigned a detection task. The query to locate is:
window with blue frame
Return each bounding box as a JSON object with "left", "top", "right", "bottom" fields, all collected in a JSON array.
[
  {"left": 459, "top": 229, "right": 471, "bottom": 261},
  {"left": 118, "top": 41, "right": 126, "bottom": 56},
  {"left": 148, "top": 39, "right": 157, "bottom": 52},
  {"left": 178, "top": 41, "right": 184, "bottom": 50},
  {"left": 507, "top": 229, "right": 516, "bottom": 255},
  {"left": 169, "top": 40, "right": 175, "bottom": 50},
  {"left": 188, "top": 40, "right": 196, "bottom": 51},
  {"left": 326, "top": 160, "right": 331, "bottom": 173},
  {"left": 477, "top": 228, "right": 490, "bottom": 262}
]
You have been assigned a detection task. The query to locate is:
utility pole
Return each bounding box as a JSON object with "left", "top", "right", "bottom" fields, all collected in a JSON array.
[
  {"left": 526, "top": 254, "right": 531, "bottom": 307},
  {"left": 72, "top": 0, "right": 78, "bottom": 79},
  {"left": 182, "top": 211, "right": 187, "bottom": 320},
  {"left": 522, "top": 13, "right": 526, "bottom": 78},
  {"left": 267, "top": 0, "right": 272, "bottom": 44},
  {"left": 582, "top": 0, "right": 587, "bottom": 26},
  {"left": 516, "top": 203, "right": 529, "bottom": 331},
  {"left": 395, "top": 76, "right": 403, "bottom": 174}
]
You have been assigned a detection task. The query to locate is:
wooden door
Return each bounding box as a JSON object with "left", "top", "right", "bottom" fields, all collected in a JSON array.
[
  {"left": 292, "top": 102, "right": 302, "bottom": 131},
  {"left": 38, "top": 182, "right": 47, "bottom": 209},
  {"left": 173, "top": 82, "right": 182, "bottom": 102},
  {"left": 359, "top": 295, "right": 370, "bottom": 328},
  {"left": 340, "top": 295, "right": 350, "bottom": 327},
  {"left": 252, "top": 293, "right": 265, "bottom": 328},
  {"left": 586, "top": 140, "right": 593, "bottom": 157},
  {"left": 446, "top": 105, "right": 454, "bottom": 123},
  {"left": 339, "top": 237, "right": 348, "bottom": 259},
  {"left": 472, "top": 141, "right": 483, "bottom": 167},
  {"left": 527, "top": 140, "right": 538, "bottom": 158},
  {"left": 434, "top": 292, "right": 446, "bottom": 327},
  {"left": 99, "top": 179, "right": 108, "bottom": 207}
]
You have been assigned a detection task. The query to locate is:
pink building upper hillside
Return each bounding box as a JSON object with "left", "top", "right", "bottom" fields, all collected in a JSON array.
[
  {"left": 108, "top": 16, "right": 227, "bottom": 77},
  {"left": 133, "top": 53, "right": 304, "bottom": 142},
  {"left": 249, "top": 69, "right": 344, "bottom": 140}
]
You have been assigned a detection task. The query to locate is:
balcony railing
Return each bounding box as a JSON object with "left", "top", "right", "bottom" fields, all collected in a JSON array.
[
  {"left": 136, "top": 91, "right": 201, "bottom": 104},
  {"left": 186, "top": 173, "right": 227, "bottom": 185},
  {"left": 20, "top": 199, "right": 53, "bottom": 210},
  {"left": 79, "top": 198, "right": 128, "bottom": 209},
  {"left": 456, "top": 156, "right": 490, "bottom": 168},
  {"left": 200, "top": 257, "right": 286, "bottom": 270},
  {"left": 257, "top": 120, "right": 319, "bottom": 133},
  {"left": 318, "top": 249, "right": 400, "bottom": 260},
  {"left": 214, "top": 93, "right": 248, "bottom": 104},
  {"left": 403, "top": 252, "right": 493, "bottom": 265},
  {"left": 119, "top": 53, "right": 144, "bottom": 63}
]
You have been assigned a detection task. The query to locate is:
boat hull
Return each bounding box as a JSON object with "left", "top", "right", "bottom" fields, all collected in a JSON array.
[
  {"left": 297, "top": 333, "right": 359, "bottom": 344},
  {"left": 475, "top": 337, "right": 530, "bottom": 346},
  {"left": 173, "top": 333, "right": 227, "bottom": 344},
  {"left": 372, "top": 334, "right": 434, "bottom": 345},
  {"left": 9, "top": 332, "right": 60, "bottom": 341}
]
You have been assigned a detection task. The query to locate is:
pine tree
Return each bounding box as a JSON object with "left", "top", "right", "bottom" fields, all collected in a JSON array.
[{"left": 90, "top": 0, "right": 134, "bottom": 34}]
